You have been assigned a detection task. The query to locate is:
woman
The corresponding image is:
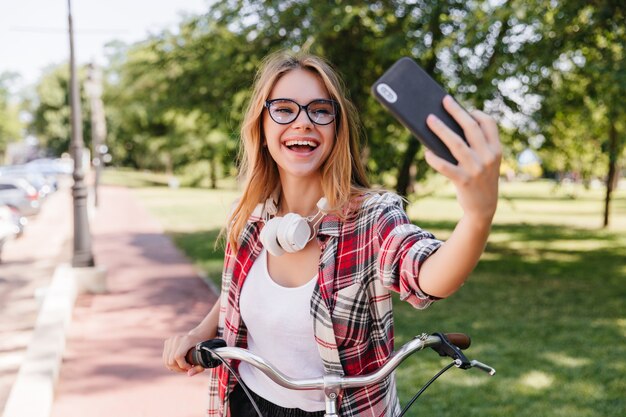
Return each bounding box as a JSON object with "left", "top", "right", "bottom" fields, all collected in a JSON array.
[{"left": 163, "top": 50, "right": 501, "bottom": 417}]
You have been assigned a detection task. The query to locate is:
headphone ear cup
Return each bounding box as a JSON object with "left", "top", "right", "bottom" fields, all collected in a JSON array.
[
  {"left": 276, "top": 213, "right": 311, "bottom": 253},
  {"left": 260, "top": 217, "right": 286, "bottom": 256}
]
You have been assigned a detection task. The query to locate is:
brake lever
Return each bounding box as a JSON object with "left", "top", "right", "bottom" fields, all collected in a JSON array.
[
  {"left": 431, "top": 332, "right": 472, "bottom": 369},
  {"left": 470, "top": 360, "right": 496, "bottom": 376}
]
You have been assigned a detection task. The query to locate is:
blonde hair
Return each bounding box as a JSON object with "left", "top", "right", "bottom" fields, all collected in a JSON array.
[{"left": 228, "top": 50, "right": 370, "bottom": 251}]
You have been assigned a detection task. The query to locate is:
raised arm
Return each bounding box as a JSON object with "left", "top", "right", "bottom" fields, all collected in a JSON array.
[{"left": 417, "top": 96, "right": 501, "bottom": 298}]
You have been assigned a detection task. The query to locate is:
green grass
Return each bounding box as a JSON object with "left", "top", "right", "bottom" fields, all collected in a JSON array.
[{"left": 103, "top": 169, "right": 626, "bottom": 417}]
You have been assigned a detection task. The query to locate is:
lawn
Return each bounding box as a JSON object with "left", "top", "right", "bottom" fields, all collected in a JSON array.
[{"left": 103, "top": 169, "right": 625, "bottom": 417}]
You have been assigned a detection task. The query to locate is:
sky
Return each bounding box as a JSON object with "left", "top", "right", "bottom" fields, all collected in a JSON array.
[{"left": 0, "top": 0, "right": 211, "bottom": 90}]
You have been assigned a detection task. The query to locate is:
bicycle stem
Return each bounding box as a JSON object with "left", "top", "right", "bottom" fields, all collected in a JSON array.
[{"left": 323, "top": 380, "right": 341, "bottom": 417}]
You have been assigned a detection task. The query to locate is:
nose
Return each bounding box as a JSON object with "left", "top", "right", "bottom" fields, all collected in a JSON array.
[{"left": 292, "top": 107, "right": 313, "bottom": 129}]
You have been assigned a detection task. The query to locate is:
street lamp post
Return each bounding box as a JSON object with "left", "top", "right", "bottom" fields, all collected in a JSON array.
[{"left": 68, "top": 0, "right": 94, "bottom": 268}]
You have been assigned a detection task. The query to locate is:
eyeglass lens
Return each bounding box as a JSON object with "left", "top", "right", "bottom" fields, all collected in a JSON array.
[{"left": 267, "top": 99, "right": 336, "bottom": 125}]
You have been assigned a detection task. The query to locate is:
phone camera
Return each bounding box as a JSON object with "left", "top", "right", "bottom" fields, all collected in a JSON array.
[{"left": 376, "top": 83, "right": 398, "bottom": 103}]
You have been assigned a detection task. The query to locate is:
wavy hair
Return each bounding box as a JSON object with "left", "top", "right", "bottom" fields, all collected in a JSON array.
[{"left": 227, "top": 50, "right": 371, "bottom": 251}]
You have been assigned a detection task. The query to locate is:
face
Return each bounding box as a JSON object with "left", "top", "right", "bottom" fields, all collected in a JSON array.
[{"left": 263, "top": 68, "right": 336, "bottom": 182}]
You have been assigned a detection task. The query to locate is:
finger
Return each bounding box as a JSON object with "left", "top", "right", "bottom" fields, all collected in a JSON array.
[
  {"left": 174, "top": 349, "right": 191, "bottom": 371},
  {"left": 187, "top": 365, "right": 205, "bottom": 377},
  {"left": 426, "top": 114, "right": 478, "bottom": 168},
  {"left": 470, "top": 110, "right": 502, "bottom": 150},
  {"left": 162, "top": 339, "right": 168, "bottom": 359},
  {"left": 470, "top": 110, "right": 503, "bottom": 172},
  {"left": 442, "top": 96, "right": 489, "bottom": 151},
  {"left": 164, "top": 339, "right": 180, "bottom": 371},
  {"left": 424, "top": 149, "right": 466, "bottom": 183}
]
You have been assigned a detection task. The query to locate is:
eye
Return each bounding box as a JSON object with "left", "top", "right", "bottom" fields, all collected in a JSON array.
[
  {"left": 274, "top": 106, "right": 294, "bottom": 114},
  {"left": 270, "top": 100, "right": 297, "bottom": 114},
  {"left": 309, "top": 102, "right": 334, "bottom": 115},
  {"left": 311, "top": 108, "right": 330, "bottom": 115}
]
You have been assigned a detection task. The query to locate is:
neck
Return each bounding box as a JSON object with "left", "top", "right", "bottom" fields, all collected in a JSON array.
[{"left": 278, "top": 175, "right": 324, "bottom": 217}]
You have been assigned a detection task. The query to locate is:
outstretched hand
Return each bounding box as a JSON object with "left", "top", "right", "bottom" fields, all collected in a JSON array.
[{"left": 425, "top": 95, "right": 502, "bottom": 224}]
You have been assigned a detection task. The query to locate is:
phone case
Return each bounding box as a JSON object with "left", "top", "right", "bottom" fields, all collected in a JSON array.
[{"left": 371, "top": 57, "right": 467, "bottom": 164}]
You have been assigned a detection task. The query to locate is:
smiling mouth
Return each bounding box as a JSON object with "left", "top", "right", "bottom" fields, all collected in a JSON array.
[{"left": 284, "top": 139, "right": 319, "bottom": 152}]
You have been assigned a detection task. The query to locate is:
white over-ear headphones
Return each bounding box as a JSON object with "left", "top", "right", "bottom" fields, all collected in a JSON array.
[{"left": 259, "top": 197, "right": 329, "bottom": 256}]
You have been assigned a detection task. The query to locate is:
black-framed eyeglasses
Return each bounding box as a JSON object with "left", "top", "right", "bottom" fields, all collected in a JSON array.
[{"left": 265, "top": 98, "right": 339, "bottom": 126}]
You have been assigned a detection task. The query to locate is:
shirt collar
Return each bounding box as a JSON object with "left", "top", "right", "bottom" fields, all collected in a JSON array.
[
  {"left": 249, "top": 189, "right": 280, "bottom": 221},
  {"left": 318, "top": 214, "right": 341, "bottom": 237}
]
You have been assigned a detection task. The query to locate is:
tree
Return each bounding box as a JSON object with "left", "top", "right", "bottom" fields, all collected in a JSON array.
[
  {"left": 0, "top": 72, "right": 23, "bottom": 158},
  {"left": 29, "top": 64, "right": 92, "bottom": 157},
  {"left": 526, "top": 1, "right": 625, "bottom": 226}
]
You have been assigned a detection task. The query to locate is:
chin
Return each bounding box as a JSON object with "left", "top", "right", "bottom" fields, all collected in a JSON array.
[{"left": 280, "top": 166, "right": 324, "bottom": 180}]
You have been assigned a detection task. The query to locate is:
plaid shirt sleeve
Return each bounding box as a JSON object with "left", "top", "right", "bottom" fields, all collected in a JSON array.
[{"left": 376, "top": 194, "right": 442, "bottom": 309}]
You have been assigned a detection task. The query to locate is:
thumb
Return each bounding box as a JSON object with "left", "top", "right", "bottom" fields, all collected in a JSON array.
[{"left": 187, "top": 365, "right": 205, "bottom": 377}]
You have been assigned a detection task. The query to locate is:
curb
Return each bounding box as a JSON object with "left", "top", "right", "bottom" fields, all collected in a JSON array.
[
  {"left": 196, "top": 269, "right": 221, "bottom": 297},
  {"left": 1, "top": 263, "right": 77, "bottom": 417}
]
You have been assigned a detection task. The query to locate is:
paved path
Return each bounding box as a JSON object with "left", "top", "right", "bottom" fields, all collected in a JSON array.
[
  {"left": 0, "top": 185, "right": 72, "bottom": 412},
  {"left": 0, "top": 183, "right": 218, "bottom": 417},
  {"left": 49, "top": 185, "right": 218, "bottom": 417}
]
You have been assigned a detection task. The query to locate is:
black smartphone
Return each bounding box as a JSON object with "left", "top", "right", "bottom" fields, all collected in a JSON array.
[{"left": 371, "top": 57, "right": 468, "bottom": 164}]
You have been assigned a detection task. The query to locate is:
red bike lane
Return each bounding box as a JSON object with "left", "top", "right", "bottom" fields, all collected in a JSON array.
[{"left": 50, "top": 185, "right": 218, "bottom": 417}]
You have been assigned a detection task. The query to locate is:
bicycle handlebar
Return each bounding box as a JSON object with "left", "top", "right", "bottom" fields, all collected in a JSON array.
[{"left": 186, "top": 332, "right": 494, "bottom": 391}]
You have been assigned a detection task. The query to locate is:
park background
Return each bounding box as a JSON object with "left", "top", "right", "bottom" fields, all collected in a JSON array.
[{"left": 1, "top": 1, "right": 625, "bottom": 416}]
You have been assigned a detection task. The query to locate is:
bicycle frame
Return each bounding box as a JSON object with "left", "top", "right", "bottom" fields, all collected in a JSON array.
[{"left": 189, "top": 333, "right": 495, "bottom": 417}]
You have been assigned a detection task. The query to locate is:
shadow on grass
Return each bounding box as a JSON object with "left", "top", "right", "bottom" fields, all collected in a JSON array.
[
  {"left": 422, "top": 219, "right": 622, "bottom": 241},
  {"left": 393, "top": 220, "right": 625, "bottom": 417},
  {"left": 418, "top": 192, "right": 611, "bottom": 203}
]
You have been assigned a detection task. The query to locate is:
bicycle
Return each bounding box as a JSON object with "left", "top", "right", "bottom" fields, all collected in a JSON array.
[{"left": 187, "top": 332, "right": 496, "bottom": 417}]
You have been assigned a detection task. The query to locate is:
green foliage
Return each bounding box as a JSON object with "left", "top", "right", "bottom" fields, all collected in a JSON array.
[
  {"left": 29, "top": 64, "right": 93, "bottom": 156},
  {"left": 524, "top": 1, "right": 625, "bottom": 224},
  {"left": 0, "top": 72, "right": 23, "bottom": 155},
  {"left": 530, "top": 1, "right": 625, "bottom": 163}
]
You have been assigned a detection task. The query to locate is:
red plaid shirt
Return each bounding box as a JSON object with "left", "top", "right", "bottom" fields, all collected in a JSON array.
[{"left": 206, "top": 192, "right": 442, "bottom": 417}]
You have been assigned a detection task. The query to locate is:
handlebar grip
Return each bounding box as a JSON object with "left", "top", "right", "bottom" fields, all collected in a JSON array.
[
  {"left": 444, "top": 333, "right": 471, "bottom": 350},
  {"left": 186, "top": 339, "right": 227, "bottom": 368},
  {"left": 186, "top": 347, "right": 200, "bottom": 366}
]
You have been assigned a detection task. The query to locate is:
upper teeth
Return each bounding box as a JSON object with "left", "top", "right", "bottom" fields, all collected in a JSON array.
[{"left": 285, "top": 140, "right": 317, "bottom": 147}]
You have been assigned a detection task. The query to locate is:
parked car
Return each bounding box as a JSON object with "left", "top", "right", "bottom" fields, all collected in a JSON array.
[
  {"left": 0, "top": 177, "right": 42, "bottom": 216},
  {"left": 0, "top": 164, "right": 57, "bottom": 197},
  {"left": 25, "top": 158, "right": 73, "bottom": 176},
  {"left": 0, "top": 204, "right": 27, "bottom": 237},
  {"left": 0, "top": 205, "right": 21, "bottom": 262}
]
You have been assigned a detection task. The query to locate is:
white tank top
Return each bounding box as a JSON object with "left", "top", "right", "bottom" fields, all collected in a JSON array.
[{"left": 238, "top": 248, "right": 326, "bottom": 412}]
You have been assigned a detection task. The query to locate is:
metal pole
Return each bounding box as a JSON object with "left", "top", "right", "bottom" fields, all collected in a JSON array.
[{"left": 68, "top": 0, "right": 95, "bottom": 267}]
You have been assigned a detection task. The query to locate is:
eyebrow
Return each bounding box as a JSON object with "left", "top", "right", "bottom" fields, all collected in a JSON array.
[{"left": 266, "top": 98, "right": 333, "bottom": 103}]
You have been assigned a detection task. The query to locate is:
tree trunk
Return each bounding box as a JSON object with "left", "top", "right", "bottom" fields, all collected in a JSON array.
[
  {"left": 395, "top": 137, "right": 421, "bottom": 200},
  {"left": 603, "top": 119, "right": 618, "bottom": 227},
  {"left": 210, "top": 157, "right": 217, "bottom": 189}
]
